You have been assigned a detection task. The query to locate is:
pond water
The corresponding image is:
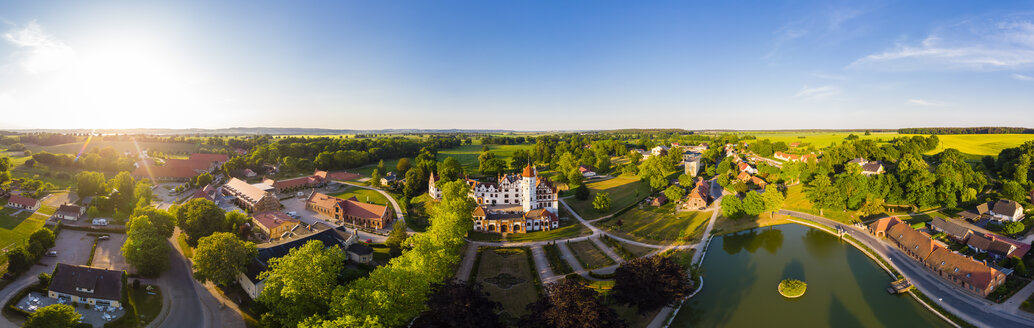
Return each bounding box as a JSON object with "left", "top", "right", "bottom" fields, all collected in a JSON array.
[{"left": 670, "top": 224, "right": 949, "bottom": 328}]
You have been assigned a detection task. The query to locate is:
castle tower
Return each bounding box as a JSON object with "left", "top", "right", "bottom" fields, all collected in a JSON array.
[{"left": 521, "top": 164, "right": 536, "bottom": 213}]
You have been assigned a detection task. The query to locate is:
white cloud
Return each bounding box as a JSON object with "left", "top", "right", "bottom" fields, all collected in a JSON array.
[
  {"left": 850, "top": 15, "right": 1034, "bottom": 71},
  {"left": 795, "top": 85, "right": 841, "bottom": 101},
  {"left": 1013, "top": 73, "right": 1034, "bottom": 81},
  {"left": 3, "top": 21, "right": 76, "bottom": 74},
  {"left": 906, "top": 99, "right": 948, "bottom": 107}
]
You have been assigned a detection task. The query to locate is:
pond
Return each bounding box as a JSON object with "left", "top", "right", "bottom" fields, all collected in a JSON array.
[{"left": 670, "top": 223, "right": 949, "bottom": 327}]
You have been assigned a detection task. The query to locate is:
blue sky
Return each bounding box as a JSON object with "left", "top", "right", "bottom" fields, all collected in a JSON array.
[{"left": 1, "top": 1, "right": 1032, "bottom": 130}]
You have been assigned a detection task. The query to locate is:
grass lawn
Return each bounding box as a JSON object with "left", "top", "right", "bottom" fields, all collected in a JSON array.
[
  {"left": 369, "top": 243, "right": 398, "bottom": 265},
  {"left": 353, "top": 143, "right": 535, "bottom": 177},
  {"left": 475, "top": 247, "right": 540, "bottom": 320},
  {"left": 25, "top": 140, "right": 201, "bottom": 155},
  {"left": 566, "top": 177, "right": 651, "bottom": 220},
  {"left": 567, "top": 240, "right": 616, "bottom": 270},
  {"left": 467, "top": 218, "right": 591, "bottom": 243},
  {"left": 710, "top": 212, "right": 790, "bottom": 236},
  {"left": 0, "top": 207, "right": 47, "bottom": 251},
  {"left": 660, "top": 248, "right": 697, "bottom": 268},
  {"left": 328, "top": 186, "right": 389, "bottom": 206},
  {"left": 132, "top": 284, "right": 163, "bottom": 326},
  {"left": 176, "top": 233, "right": 193, "bottom": 259},
  {"left": 598, "top": 203, "right": 712, "bottom": 244},
  {"left": 620, "top": 241, "right": 658, "bottom": 258}
]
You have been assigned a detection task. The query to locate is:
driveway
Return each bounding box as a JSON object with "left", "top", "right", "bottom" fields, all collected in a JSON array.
[
  {"left": 90, "top": 233, "right": 129, "bottom": 272},
  {"left": 51, "top": 230, "right": 97, "bottom": 266}
]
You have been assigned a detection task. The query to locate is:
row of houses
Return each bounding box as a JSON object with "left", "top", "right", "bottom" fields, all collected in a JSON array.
[
  {"left": 869, "top": 217, "right": 1007, "bottom": 296},
  {"left": 774, "top": 152, "right": 818, "bottom": 163},
  {"left": 930, "top": 217, "right": 1030, "bottom": 260}
]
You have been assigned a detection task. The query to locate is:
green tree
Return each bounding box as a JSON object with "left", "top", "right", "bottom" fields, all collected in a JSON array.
[
  {"left": 663, "top": 185, "right": 685, "bottom": 203},
  {"left": 73, "top": 171, "right": 107, "bottom": 198},
  {"left": 438, "top": 157, "right": 463, "bottom": 182},
  {"left": 520, "top": 279, "right": 626, "bottom": 328},
  {"left": 721, "top": 195, "right": 742, "bottom": 218},
  {"left": 131, "top": 207, "right": 176, "bottom": 237},
  {"left": 396, "top": 157, "right": 412, "bottom": 175},
  {"left": 1002, "top": 181, "right": 1027, "bottom": 203},
  {"left": 416, "top": 279, "right": 502, "bottom": 328},
  {"left": 175, "top": 199, "right": 227, "bottom": 246},
  {"left": 106, "top": 171, "right": 137, "bottom": 210},
  {"left": 677, "top": 174, "right": 694, "bottom": 188},
  {"left": 122, "top": 214, "right": 172, "bottom": 276},
  {"left": 6, "top": 246, "right": 34, "bottom": 273},
  {"left": 259, "top": 240, "right": 346, "bottom": 327},
  {"left": 370, "top": 169, "right": 382, "bottom": 187},
  {"left": 574, "top": 184, "right": 590, "bottom": 201},
  {"left": 762, "top": 187, "right": 784, "bottom": 214},
  {"left": 741, "top": 191, "right": 765, "bottom": 217},
  {"left": 29, "top": 228, "right": 56, "bottom": 250},
  {"left": 567, "top": 169, "right": 584, "bottom": 188},
  {"left": 593, "top": 192, "right": 612, "bottom": 213},
  {"left": 192, "top": 232, "right": 257, "bottom": 286},
  {"left": 385, "top": 221, "right": 409, "bottom": 253},
  {"left": 612, "top": 256, "right": 692, "bottom": 314},
  {"left": 24, "top": 304, "right": 81, "bottom": 328},
  {"left": 403, "top": 168, "right": 425, "bottom": 197},
  {"left": 859, "top": 195, "right": 885, "bottom": 217}
]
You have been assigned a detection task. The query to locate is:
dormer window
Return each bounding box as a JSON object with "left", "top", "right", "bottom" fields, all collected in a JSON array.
[{"left": 953, "top": 268, "right": 959, "bottom": 273}]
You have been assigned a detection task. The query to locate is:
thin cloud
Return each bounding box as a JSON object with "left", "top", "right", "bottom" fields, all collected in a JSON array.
[
  {"left": 1013, "top": 73, "right": 1034, "bottom": 81},
  {"left": 850, "top": 14, "right": 1034, "bottom": 71},
  {"left": 906, "top": 99, "right": 949, "bottom": 107},
  {"left": 795, "top": 85, "right": 841, "bottom": 101},
  {"left": 3, "top": 21, "right": 76, "bottom": 74}
]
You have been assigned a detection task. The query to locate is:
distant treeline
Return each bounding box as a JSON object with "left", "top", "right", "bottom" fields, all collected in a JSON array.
[{"left": 898, "top": 127, "right": 1034, "bottom": 135}]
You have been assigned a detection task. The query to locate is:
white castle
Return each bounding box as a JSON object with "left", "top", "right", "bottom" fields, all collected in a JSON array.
[{"left": 429, "top": 164, "right": 559, "bottom": 233}]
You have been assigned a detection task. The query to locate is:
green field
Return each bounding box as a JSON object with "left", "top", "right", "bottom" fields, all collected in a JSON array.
[
  {"left": 475, "top": 247, "right": 540, "bottom": 319},
  {"left": 734, "top": 131, "right": 1034, "bottom": 158},
  {"left": 354, "top": 143, "right": 535, "bottom": 177},
  {"left": 567, "top": 240, "right": 616, "bottom": 270},
  {"left": 24, "top": 140, "right": 203, "bottom": 155},
  {"left": 329, "top": 186, "right": 390, "bottom": 206},
  {"left": 0, "top": 207, "right": 47, "bottom": 251},
  {"left": 599, "top": 204, "right": 712, "bottom": 244},
  {"left": 566, "top": 177, "right": 652, "bottom": 220}
]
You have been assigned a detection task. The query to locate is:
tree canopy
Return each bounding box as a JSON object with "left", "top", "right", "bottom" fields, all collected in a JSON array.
[{"left": 192, "top": 232, "right": 257, "bottom": 286}]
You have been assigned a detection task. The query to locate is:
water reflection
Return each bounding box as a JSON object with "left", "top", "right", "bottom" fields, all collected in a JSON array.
[
  {"left": 802, "top": 228, "right": 839, "bottom": 260},
  {"left": 721, "top": 228, "right": 784, "bottom": 254}
]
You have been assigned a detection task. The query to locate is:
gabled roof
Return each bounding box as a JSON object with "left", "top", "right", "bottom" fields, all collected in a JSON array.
[
  {"left": 887, "top": 223, "right": 937, "bottom": 259},
  {"left": 966, "top": 234, "right": 994, "bottom": 250},
  {"left": 252, "top": 212, "right": 300, "bottom": 232},
  {"left": 930, "top": 218, "right": 972, "bottom": 240},
  {"left": 338, "top": 198, "right": 389, "bottom": 220},
  {"left": 189, "top": 153, "right": 230, "bottom": 163},
  {"left": 868, "top": 216, "right": 903, "bottom": 236},
  {"left": 225, "top": 178, "right": 271, "bottom": 202},
  {"left": 992, "top": 200, "right": 1021, "bottom": 215},
  {"left": 524, "top": 208, "right": 558, "bottom": 222},
  {"left": 6, "top": 194, "right": 39, "bottom": 208},
  {"left": 923, "top": 247, "right": 1002, "bottom": 291},
  {"left": 49, "top": 263, "right": 122, "bottom": 301},
  {"left": 55, "top": 203, "right": 82, "bottom": 216},
  {"left": 347, "top": 243, "right": 373, "bottom": 255},
  {"left": 975, "top": 202, "right": 990, "bottom": 215}
]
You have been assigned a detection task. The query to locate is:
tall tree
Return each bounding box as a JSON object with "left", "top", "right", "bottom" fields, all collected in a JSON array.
[
  {"left": 73, "top": 171, "right": 107, "bottom": 198},
  {"left": 396, "top": 157, "right": 412, "bottom": 175},
  {"left": 762, "top": 187, "right": 784, "bottom": 214},
  {"left": 721, "top": 195, "right": 742, "bottom": 218},
  {"left": 385, "top": 221, "right": 409, "bottom": 253},
  {"left": 259, "top": 239, "right": 346, "bottom": 327},
  {"left": 175, "top": 199, "right": 227, "bottom": 246},
  {"left": 438, "top": 156, "right": 463, "bottom": 182},
  {"left": 520, "top": 279, "right": 626, "bottom": 328},
  {"left": 612, "top": 256, "right": 692, "bottom": 314},
  {"left": 741, "top": 191, "right": 765, "bottom": 217},
  {"left": 663, "top": 185, "right": 685, "bottom": 203},
  {"left": 122, "top": 214, "right": 172, "bottom": 276},
  {"left": 593, "top": 192, "right": 612, "bottom": 213},
  {"left": 415, "top": 279, "right": 503, "bottom": 328},
  {"left": 192, "top": 232, "right": 256, "bottom": 286}
]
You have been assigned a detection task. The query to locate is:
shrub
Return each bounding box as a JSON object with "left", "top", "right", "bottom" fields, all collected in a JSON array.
[{"left": 778, "top": 279, "right": 807, "bottom": 298}]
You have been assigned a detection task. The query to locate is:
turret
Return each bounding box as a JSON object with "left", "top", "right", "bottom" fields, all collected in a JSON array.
[{"left": 521, "top": 164, "right": 536, "bottom": 212}]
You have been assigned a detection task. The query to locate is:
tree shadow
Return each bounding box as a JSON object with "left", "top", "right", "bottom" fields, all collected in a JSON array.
[
  {"left": 781, "top": 259, "right": 805, "bottom": 282},
  {"left": 748, "top": 228, "right": 784, "bottom": 254},
  {"left": 828, "top": 294, "right": 865, "bottom": 328},
  {"left": 802, "top": 227, "right": 839, "bottom": 260},
  {"left": 671, "top": 231, "right": 759, "bottom": 327},
  {"left": 721, "top": 229, "right": 758, "bottom": 255}
]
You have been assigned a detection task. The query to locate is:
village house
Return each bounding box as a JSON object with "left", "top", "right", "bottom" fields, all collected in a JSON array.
[
  {"left": 239, "top": 223, "right": 359, "bottom": 299},
  {"left": 48, "top": 263, "right": 123, "bottom": 308},
  {"left": 579, "top": 165, "right": 596, "bottom": 177},
  {"left": 930, "top": 218, "right": 973, "bottom": 242},
  {"left": 651, "top": 195, "right": 668, "bottom": 206},
  {"left": 683, "top": 151, "right": 702, "bottom": 177},
  {"left": 989, "top": 199, "right": 1024, "bottom": 222},
  {"left": 773, "top": 152, "right": 818, "bottom": 163},
  {"left": 53, "top": 203, "right": 85, "bottom": 221},
  {"left": 847, "top": 158, "right": 885, "bottom": 175},
  {"left": 223, "top": 178, "right": 281, "bottom": 213},
  {"left": 869, "top": 217, "right": 1007, "bottom": 296},
  {"left": 263, "top": 170, "right": 328, "bottom": 194},
  {"left": 683, "top": 178, "right": 710, "bottom": 209},
  {"left": 630, "top": 149, "right": 652, "bottom": 159},
  {"left": 191, "top": 184, "right": 219, "bottom": 202},
  {"left": 6, "top": 194, "right": 40, "bottom": 211},
  {"left": 737, "top": 162, "right": 758, "bottom": 175},
  {"left": 306, "top": 192, "right": 394, "bottom": 230},
  {"left": 965, "top": 234, "right": 1018, "bottom": 260},
  {"left": 251, "top": 212, "right": 301, "bottom": 241},
  {"left": 346, "top": 243, "right": 374, "bottom": 264},
  {"left": 380, "top": 171, "right": 399, "bottom": 186},
  {"left": 651, "top": 145, "right": 670, "bottom": 157}
]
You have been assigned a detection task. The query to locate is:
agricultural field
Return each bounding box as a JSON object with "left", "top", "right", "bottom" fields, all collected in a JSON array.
[
  {"left": 567, "top": 239, "right": 616, "bottom": 270},
  {"left": 0, "top": 207, "right": 48, "bottom": 252},
  {"left": 598, "top": 204, "right": 712, "bottom": 244},
  {"left": 474, "top": 247, "right": 540, "bottom": 321},
  {"left": 565, "top": 177, "right": 652, "bottom": 220},
  {"left": 734, "top": 131, "right": 1034, "bottom": 159},
  {"left": 23, "top": 140, "right": 203, "bottom": 155},
  {"left": 329, "top": 186, "right": 389, "bottom": 206}
]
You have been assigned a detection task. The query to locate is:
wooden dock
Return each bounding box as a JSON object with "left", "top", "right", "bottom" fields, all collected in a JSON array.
[{"left": 887, "top": 279, "right": 911, "bottom": 294}]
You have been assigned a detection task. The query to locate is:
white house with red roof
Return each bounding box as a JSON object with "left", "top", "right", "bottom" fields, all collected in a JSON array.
[{"left": 6, "top": 194, "right": 40, "bottom": 211}]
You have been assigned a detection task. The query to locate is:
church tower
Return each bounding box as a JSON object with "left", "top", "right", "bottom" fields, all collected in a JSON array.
[{"left": 521, "top": 164, "right": 536, "bottom": 213}]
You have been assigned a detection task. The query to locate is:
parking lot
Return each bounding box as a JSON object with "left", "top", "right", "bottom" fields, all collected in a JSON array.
[
  {"left": 90, "top": 233, "right": 129, "bottom": 273},
  {"left": 49, "top": 230, "right": 97, "bottom": 266}
]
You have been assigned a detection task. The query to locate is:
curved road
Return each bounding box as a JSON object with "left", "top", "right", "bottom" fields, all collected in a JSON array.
[{"left": 781, "top": 210, "right": 1034, "bottom": 328}]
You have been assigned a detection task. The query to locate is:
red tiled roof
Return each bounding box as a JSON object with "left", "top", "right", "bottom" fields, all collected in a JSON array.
[
  {"left": 522, "top": 165, "right": 535, "bottom": 178},
  {"left": 189, "top": 153, "right": 230, "bottom": 163},
  {"left": 252, "top": 212, "right": 299, "bottom": 232},
  {"left": 339, "top": 197, "right": 389, "bottom": 220},
  {"left": 888, "top": 223, "right": 938, "bottom": 259},
  {"left": 7, "top": 194, "right": 39, "bottom": 208},
  {"left": 923, "top": 247, "right": 1004, "bottom": 291},
  {"left": 225, "top": 178, "right": 270, "bottom": 202},
  {"left": 270, "top": 176, "right": 323, "bottom": 190},
  {"left": 868, "top": 216, "right": 903, "bottom": 236}
]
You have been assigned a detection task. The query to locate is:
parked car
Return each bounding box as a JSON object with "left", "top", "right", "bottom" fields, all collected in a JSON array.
[
  {"left": 45, "top": 250, "right": 58, "bottom": 257},
  {"left": 98, "top": 235, "right": 110, "bottom": 240}
]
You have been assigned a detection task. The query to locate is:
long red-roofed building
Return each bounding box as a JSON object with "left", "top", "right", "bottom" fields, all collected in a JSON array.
[{"left": 306, "top": 192, "right": 393, "bottom": 230}]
